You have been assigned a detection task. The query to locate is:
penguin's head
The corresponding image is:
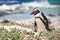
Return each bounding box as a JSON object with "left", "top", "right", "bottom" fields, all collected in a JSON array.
[{"left": 31, "top": 8, "right": 40, "bottom": 15}]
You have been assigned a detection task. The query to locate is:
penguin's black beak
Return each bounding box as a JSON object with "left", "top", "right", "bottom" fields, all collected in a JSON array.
[
  {"left": 31, "top": 12, "right": 33, "bottom": 15},
  {"left": 31, "top": 11, "right": 34, "bottom": 15}
]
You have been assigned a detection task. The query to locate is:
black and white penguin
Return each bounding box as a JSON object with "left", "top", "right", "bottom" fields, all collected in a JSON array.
[{"left": 31, "top": 7, "right": 51, "bottom": 32}]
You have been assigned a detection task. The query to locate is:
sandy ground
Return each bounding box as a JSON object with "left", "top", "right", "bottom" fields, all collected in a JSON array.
[
  {"left": 0, "top": 17, "right": 60, "bottom": 40},
  {"left": 15, "top": 17, "right": 60, "bottom": 31},
  {"left": 15, "top": 19, "right": 34, "bottom": 26},
  {"left": 0, "top": 16, "right": 60, "bottom": 31}
]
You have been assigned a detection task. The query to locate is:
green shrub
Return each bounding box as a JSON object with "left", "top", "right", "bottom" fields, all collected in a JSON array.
[
  {"left": 41, "top": 30, "right": 60, "bottom": 40},
  {"left": 0, "top": 28, "right": 34, "bottom": 40}
]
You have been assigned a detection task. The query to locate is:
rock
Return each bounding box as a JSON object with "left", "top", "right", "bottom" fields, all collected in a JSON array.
[
  {"left": 1, "top": 19, "right": 9, "bottom": 23},
  {"left": 58, "top": 13, "right": 60, "bottom": 16},
  {"left": 48, "top": 18, "right": 51, "bottom": 24},
  {"left": 0, "top": 10, "right": 5, "bottom": 14},
  {"left": 50, "top": 21, "right": 60, "bottom": 30},
  {"left": 48, "top": 14, "right": 55, "bottom": 17}
]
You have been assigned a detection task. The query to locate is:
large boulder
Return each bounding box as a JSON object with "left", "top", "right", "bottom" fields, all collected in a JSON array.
[
  {"left": 58, "top": 13, "right": 60, "bottom": 16},
  {"left": 48, "top": 14, "right": 55, "bottom": 17},
  {"left": 1, "top": 19, "right": 9, "bottom": 23}
]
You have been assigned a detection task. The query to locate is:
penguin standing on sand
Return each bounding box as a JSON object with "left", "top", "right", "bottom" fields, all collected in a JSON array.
[{"left": 31, "top": 7, "right": 51, "bottom": 33}]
